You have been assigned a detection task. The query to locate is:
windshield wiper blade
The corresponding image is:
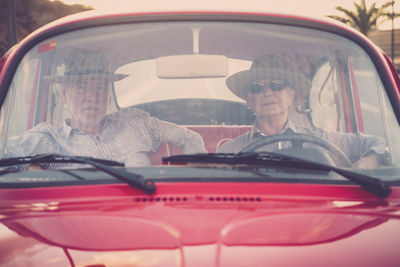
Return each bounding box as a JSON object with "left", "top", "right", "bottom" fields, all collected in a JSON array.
[
  {"left": 1, "top": 154, "right": 155, "bottom": 194},
  {"left": 163, "top": 152, "right": 391, "bottom": 199},
  {"left": 0, "top": 153, "right": 125, "bottom": 167}
]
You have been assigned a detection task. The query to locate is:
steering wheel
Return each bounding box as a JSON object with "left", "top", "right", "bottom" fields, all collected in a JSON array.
[{"left": 239, "top": 133, "right": 352, "bottom": 167}]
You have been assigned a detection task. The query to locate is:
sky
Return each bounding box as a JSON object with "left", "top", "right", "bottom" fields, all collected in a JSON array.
[{"left": 59, "top": 0, "right": 400, "bottom": 30}]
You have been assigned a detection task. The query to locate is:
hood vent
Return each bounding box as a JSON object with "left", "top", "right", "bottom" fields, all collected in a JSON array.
[
  {"left": 134, "top": 197, "right": 189, "bottom": 202},
  {"left": 209, "top": 196, "right": 262, "bottom": 202},
  {"left": 133, "top": 196, "right": 262, "bottom": 202}
]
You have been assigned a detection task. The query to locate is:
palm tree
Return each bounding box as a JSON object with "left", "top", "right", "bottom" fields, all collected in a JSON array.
[{"left": 328, "top": 0, "right": 398, "bottom": 36}]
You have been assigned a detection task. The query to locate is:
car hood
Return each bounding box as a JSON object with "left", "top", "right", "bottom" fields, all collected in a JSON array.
[{"left": 1, "top": 190, "right": 400, "bottom": 267}]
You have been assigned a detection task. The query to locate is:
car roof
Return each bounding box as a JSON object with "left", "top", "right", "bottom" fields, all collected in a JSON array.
[
  {"left": 14, "top": 8, "right": 377, "bottom": 65},
  {"left": 22, "top": 7, "right": 365, "bottom": 42}
]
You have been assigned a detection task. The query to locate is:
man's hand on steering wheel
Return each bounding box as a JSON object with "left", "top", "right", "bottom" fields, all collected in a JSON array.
[{"left": 239, "top": 133, "right": 352, "bottom": 167}]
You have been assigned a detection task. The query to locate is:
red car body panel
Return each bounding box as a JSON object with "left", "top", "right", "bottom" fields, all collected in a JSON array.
[{"left": 1, "top": 183, "right": 400, "bottom": 266}]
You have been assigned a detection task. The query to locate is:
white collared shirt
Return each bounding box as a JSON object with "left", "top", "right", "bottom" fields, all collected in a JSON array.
[
  {"left": 7, "top": 107, "right": 206, "bottom": 168},
  {"left": 217, "top": 120, "right": 387, "bottom": 165}
]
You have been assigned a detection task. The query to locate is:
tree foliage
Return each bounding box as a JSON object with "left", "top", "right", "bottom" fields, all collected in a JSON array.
[
  {"left": 0, "top": 0, "right": 92, "bottom": 56},
  {"left": 328, "top": 0, "right": 399, "bottom": 36}
]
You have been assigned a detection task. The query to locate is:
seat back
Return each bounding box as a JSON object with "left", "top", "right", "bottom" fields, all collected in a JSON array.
[{"left": 149, "top": 125, "right": 252, "bottom": 165}]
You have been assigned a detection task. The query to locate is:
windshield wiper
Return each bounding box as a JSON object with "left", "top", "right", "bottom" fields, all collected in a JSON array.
[
  {"left": 163, "top": 152, "right": 391, "bottom": 198},
  {"left": 0, "top": 154, "right": 155, "bottom": 194},
  {"left": 0, "top": 154, "right": 125, "bottom": 167}
]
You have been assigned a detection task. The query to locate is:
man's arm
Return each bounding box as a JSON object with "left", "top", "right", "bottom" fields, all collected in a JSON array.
[
  {"left": 148, "top": 117, "right": 206, "bottom": 154},
  {"left": 321, "top": 130, "right": 389, "bottom": 168},
  {"left": 6, "top": 124, "right": 58, "bottom": 157},
  {"left": 5, "top": 124, "right": 58, "bottom": 170}
]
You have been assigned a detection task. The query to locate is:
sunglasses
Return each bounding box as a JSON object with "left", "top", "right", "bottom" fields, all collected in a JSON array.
[{"left": 247, "top": 80, "right": 289, "bottom": 94}]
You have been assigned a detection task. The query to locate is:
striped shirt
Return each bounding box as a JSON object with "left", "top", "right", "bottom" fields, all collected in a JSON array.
[
  {"left": 7, "top": 107, "right": 206, "bottom": 167},
  {"left": 217, "top": 120, "right": 388, "bottom": 165}
]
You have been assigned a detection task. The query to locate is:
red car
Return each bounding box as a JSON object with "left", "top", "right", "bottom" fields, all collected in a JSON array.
[{"left": 0, "top": 7, "right": 400, "bottom": 267}]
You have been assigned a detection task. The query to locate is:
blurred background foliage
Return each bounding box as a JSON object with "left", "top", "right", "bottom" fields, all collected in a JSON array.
[{"left": 0, "top": 0, "right": 92, "bottom": 56}]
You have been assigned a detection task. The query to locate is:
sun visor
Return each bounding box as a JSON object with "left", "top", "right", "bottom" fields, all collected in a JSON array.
[{"left": 156, "top": 54, "right": 228, "bottom": 78}]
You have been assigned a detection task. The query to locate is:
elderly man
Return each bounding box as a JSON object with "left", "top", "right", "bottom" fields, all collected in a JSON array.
[
  {"left": 217, "top": 55, "right": 388, "bottom": 169},
  {"left": 7, "top": 48, "right": 206, "bottom": 167}
]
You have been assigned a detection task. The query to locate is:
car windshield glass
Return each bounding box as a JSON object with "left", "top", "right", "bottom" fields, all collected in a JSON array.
[{"left": 1, "top": 21, "right": 399, "bottom": 182}]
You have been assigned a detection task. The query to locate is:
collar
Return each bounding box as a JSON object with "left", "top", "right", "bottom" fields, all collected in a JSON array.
[
  {"left": 249, "top": 120, "right": 298, "bottom": 141},
  {"left": 62, "top": 119, "right": 73, "bottom": 137},
  {"left": 62, "top": 116, "right": 109, "bottom": 137}
]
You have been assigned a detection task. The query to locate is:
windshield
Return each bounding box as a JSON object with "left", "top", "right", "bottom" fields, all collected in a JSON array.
[{"left": 1, "top": 20, "right": 399, "bottom": 181}]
